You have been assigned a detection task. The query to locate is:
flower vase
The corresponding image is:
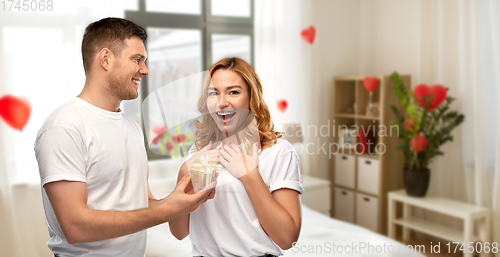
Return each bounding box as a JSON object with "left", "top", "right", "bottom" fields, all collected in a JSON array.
[
  {"left": 403, "top": 168, "right": 430, "bottom": 197},
  {"left": 366, "top": 92, "right": 373, "bottom": 116}
]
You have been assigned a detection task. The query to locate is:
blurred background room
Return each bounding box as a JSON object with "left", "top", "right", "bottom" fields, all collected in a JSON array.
[{"left": 1, "top": 0, "right": 499, "bottom": 256}]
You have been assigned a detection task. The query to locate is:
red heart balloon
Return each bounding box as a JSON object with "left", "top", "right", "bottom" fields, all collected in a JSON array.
[
  {"left": 429, "top": 85, "right": 447, "bottom": 109},
  {"left": 363, "top": 77, "right": 379, "bottom": 93},
  {"left": 414, "top": 84, "right": 447, "bottom": 111},
  {"left": 0, "top": 95, "right": 31, "bottom": 131},
  {"left": 413, "top": 84, "right": 430, "bottom": 107},
  {"left": 277, "top": 99, "right": 288, "bottom": 112},
  {"left": 301, "top": 26, "right": 316, "bottom": 44},
  {"left": 411, "top": 134, "right": 429, "bottom": 153}
]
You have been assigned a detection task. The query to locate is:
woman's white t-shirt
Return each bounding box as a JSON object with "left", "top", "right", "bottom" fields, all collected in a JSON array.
[{"left": 188, "top": 139, "right": 304, "bottom": 257}]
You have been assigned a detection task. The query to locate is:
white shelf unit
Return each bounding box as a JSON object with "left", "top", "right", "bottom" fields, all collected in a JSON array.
[{"left": 388, "top": 190, "right": 491, "bottom": 257}]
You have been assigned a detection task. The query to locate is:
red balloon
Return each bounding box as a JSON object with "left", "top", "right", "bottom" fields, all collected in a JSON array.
[
  {"left": 277, "top": 99, "right": 288, "bottom": 112},
  {"left": 414, "top": 84, "right": 447, "bottom": 111},
  {"left": 301, "top": 26, "right": 316, "bottom": 44},
  {"left": 363, "top": 77, "right": 379, "bottom": 93},
  {"left": 0, "top": 95, "right": 31, "bottom": 131},
  {"left": 429, "top": 85, "right": 447, "bottom": 109},
  {"left": 411, "top": 134, "right": 429, "bottom": 153}
]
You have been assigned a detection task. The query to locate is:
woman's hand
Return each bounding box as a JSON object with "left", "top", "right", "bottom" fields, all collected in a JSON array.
[
  {"left": 185, "top": 141, "right": 220, "bottom": 169},
  {"left": 217, "top": 142, "right": 259, "bottom": 179}
]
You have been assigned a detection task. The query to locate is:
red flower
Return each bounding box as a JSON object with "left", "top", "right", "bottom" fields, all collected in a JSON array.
[
  {"left": 195, "top": 129, "right": 200, "bottom": 136},
  {"left": 405, "top": 118, "right": 416, "bottom": 131},
  {"left": 166, "top": 142, "right": 174, "bottom": 152},
  {"left": 172, "top": 134, "right": 186, "bottom": 143},
  {"left": 152, "top": 125, "right": 166, "bottom": 135},
  {"left": 411, "top": 134, "right": 429, "bottom": 153}
]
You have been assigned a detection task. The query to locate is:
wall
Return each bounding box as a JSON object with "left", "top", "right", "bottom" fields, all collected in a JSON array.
[
  {"left": 310, "top": 0, "right": 465, "bottom": 204},
  {"left": 0, "top": 195, "right": 14, "bottom": 256},
  {"left": 357, "top": 0, "right": 421, "bottom": 76},
  {"left": 305, "top": 0, "right": 362, "bottom": 179}
]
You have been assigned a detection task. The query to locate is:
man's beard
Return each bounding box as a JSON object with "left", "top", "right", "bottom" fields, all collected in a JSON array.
[{"left": 107, "top": 64, "right": 138, "bottom": 101}]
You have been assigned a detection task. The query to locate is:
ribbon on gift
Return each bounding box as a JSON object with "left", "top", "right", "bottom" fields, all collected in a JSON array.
[{"left": 190, "top": 155, "right": 222, "bottom": 191}]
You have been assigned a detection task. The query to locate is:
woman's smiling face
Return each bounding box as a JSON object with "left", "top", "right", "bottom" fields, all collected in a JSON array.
[{"left": 206, "top": 69, "right": 250, "bottom": 134}]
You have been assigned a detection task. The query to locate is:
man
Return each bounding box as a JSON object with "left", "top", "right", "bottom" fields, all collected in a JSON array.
[{"left": 34, "top": 17, "right": 214, "bottom": 256}]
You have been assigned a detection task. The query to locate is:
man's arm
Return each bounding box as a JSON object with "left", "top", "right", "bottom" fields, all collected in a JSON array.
[
  {"left": 169, "top": 142, "right": 219, "bottom": 240},
  {"left": 44, "top": 173, "right": 211, "bottom": 244}
]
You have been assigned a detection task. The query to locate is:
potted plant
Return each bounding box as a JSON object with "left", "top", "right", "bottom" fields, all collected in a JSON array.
[
  {"left": 390, "top": 72, "right": 465, "bottom": 197},
  {"left": 151, "top": 125, "right": 199, "bottom": 158}
]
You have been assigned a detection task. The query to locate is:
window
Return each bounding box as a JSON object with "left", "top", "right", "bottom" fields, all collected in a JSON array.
[
  {"left": 124, "top": 0, "right": 254, "bottom": 160},
  {"left": 0, "top": 2, "right": 128, "bottom": 183}
]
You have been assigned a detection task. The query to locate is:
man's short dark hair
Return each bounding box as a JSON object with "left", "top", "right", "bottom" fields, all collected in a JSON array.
[{"left": 81, "top": 17, "right": 147, "bottom": 74}]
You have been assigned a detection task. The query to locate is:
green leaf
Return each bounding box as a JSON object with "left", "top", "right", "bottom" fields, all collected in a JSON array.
[{"left": 391, "top": 72, "right": 410, "bottom": 110}]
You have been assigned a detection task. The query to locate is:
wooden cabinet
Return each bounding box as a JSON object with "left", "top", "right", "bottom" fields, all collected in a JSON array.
[
  {"left": 334, "top": 154, "right": 355, "bottom": 188},
  {"left": 334, "top": 187, "right": 355, "bottom": 223},
  {"left": 330, "top": 75, "right": 410, "bottom": 235}
]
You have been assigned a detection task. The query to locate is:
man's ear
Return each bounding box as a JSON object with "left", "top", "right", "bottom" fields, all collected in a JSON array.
[{"left": 99, "top": 48, "right": 113, "bottom": 71}]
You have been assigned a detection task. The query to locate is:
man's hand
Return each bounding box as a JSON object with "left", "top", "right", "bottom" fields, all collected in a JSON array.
[
  {"left": 168, "top": 154, "right": 218, "bottom": 241},
  {"left": 161, "top": 172, "right": 217, "bottom": 219},
  {"left": 44, "top": 170, "right": 217, "bottom": 244}
]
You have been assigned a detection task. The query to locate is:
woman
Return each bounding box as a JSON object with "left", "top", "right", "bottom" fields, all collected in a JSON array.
[{"left": 170, "top": 57, "right": 303, "bottom": 257}]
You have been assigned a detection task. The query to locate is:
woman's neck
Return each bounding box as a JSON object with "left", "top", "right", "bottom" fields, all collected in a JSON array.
[{"left": 220, "top": 130, "right": 255, "bottom": 146}]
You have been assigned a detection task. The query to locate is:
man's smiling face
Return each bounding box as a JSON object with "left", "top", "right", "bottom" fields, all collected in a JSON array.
[{"left": 107, "top": 36, "right": 148, "bottom": 101}]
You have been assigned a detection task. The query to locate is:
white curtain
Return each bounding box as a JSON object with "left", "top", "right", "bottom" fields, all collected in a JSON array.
[
  {"left": 407, "top": 0, "right": 500, "bottom": 248},
  {"left": 0, "top": 1, "right": 128, "bottom": 256},
  {"left": 456, "top": 0, "right": 500, "bottom": 246},
  {"left": 254, "top": 0, "right": 317, "bottom": 176}
]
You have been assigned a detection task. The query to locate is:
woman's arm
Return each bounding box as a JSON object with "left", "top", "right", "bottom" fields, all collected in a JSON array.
[
  {"left": 218, "top": 143, "right": 302, "bottom": 250},
  {"left": 240, "top": 171, "right": 301, "bottom": 250},
  {"left": 169, "top": 142, "right": 220, "bottom": 240}
]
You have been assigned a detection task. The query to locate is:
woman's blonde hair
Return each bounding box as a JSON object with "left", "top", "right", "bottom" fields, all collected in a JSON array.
[{"left": 192, "top": 57, "right": 282, "bottom": 153}]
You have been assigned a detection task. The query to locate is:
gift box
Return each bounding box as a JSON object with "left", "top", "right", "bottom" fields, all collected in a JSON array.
[{"left": 190, "top": 155, "right": 222, "bottom": 193}]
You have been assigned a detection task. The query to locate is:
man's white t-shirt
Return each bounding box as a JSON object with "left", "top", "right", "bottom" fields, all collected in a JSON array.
[
  {"left": 34, "top": 97, "right": 149, "bottom": 257},
  {"left": 188, "top": 139, "right": 304, "bottom": 257}
]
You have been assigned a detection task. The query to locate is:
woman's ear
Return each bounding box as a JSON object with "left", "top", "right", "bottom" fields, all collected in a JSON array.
[{"left": 99, "top": 48, "right": 112, "bottom": 71}]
